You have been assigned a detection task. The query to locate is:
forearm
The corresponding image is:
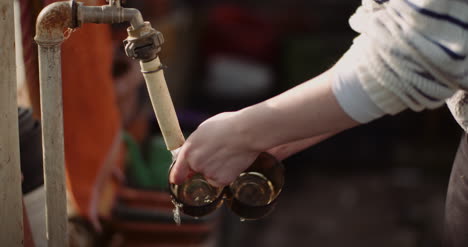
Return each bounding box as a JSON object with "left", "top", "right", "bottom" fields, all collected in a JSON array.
[
  {"left": 237, "top": 68, "right": 359, "bottom": 152},
  {"left": 268, "top": 131, "right": 337, "bottom": 161}
]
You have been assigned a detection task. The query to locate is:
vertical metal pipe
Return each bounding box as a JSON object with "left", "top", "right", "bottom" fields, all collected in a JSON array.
[
  {"left": 35, "top": 2, "right": 72, "bottom": 245},
  {"left": 38, "top": 45, "right": 68, "bottom": 247},
  {"left": 34, "top": 2, "right": 147, "bottom": 246},
  {"left": 0, "top": 0, "right": 23, "bottom": 245}
]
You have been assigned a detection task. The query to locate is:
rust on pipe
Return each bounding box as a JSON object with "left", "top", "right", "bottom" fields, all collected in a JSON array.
[
  {"left": 33, "top": 2, "right": 148, "bottom": 245},
  {"left": 34, "top": 2, "right": 73, "bottom": 246},
  {"left": 34, "top": 1, "right": 72, "bottom": 46},
  {"left": 35, "top": 1, "right": 145, "bottom": 46}
]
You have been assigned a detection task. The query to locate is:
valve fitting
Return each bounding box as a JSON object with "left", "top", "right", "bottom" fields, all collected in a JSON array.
[{"left": 123, "top": 22, "right": 164, "bottom": 62}]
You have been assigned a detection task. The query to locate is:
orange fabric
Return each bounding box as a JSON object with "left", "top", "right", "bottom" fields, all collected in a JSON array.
[
  {"left": 58, "top": 0, "right": 123, "bottom": 225},
  {"left": 61, "top": 24, "right": 122, "bottom": 221}
]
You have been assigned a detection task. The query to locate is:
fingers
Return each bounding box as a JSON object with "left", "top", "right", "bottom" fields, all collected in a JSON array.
[
  {"left": 205, "top": 152, "right": 258, "bottom": 187},
  {"left": 206, "top": 178, "right": 225, "bottom": 188},
  {"left": 169, "top": 151, "right": 191, "bottom": 185},
  {"left": 168, "top": 111, "right": 259, "bottom": 188},
  {"left": 169, "top": 148, "right": 254, "bottom": 188}
]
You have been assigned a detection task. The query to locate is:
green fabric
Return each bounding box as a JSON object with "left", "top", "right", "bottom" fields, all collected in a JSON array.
[
  {"left": 123, "top": 132, "right": 172, "bottom": 190},
  {"left": 123, "top": 132, "right": 153, "bottom": 188},
  {"left": 146, "top": 136, "right": 173, "bottom": 190}
]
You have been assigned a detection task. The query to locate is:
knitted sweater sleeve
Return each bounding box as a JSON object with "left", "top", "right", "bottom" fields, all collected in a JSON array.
[{"left": 339, "top": 0, "right": 468, "bottom": 117}]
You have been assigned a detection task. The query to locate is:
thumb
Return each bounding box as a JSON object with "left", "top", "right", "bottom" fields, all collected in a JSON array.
[{"left": 169, "top": 156, "right": 191, "bottom": 185}]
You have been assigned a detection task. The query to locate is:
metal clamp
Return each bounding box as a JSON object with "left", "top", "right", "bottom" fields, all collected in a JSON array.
[
  {"left": 69, "top": 0, "right": 79, "bottom": 28},
  {"left": 141, "top": 64, "right": 167, "bottom": 74},
  {"left": 124, "top": 22, "right": 164, "bottom": 62}
]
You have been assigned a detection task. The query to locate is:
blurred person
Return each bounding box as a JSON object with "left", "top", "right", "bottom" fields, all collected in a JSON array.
[{"left": 169, "top": 0, "right": 468, "bottom": 246}]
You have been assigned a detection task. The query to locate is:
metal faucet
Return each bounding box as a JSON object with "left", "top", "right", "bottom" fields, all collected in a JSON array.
[{"left": 35, "top": 1, "right": 184, "bottom": 245}]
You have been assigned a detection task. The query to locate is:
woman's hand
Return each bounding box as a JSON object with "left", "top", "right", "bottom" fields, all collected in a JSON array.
[
  {"left": 169, "top": 111, "right": 261, "bottom": 187},
  {"left": 169, "top": 68, "right": 360, "bottom": 187}
]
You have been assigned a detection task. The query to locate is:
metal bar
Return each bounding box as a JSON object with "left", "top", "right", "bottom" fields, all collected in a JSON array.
[
  {"left": 33, "top": 2, "right": 148, "bottom": 246},
  {"left": 34, "top": 2, "right": 72, "bottom": 245},
  {"left": 0, "top": 0, "right": 24, "bottom": 245},
  {"left": 38, "top": 45, "right": 68, "bottom": 247}
]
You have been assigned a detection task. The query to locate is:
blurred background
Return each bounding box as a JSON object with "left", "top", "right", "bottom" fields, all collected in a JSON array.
[{"left": 15, "top": 0, "right": 463, "bottom": 246}]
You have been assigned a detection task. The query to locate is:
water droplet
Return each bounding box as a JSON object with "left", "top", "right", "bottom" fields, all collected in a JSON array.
[{"left": 171, "top": 199, "right": 182, "bottom": 226}]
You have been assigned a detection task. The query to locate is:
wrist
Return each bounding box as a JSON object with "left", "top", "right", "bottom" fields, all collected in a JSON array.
[
  {"left": 231, "top": 108, "right": 259, "bottom": 152},
  {"left": 235, "top": 104, "right": 278, "bottom": 152}
]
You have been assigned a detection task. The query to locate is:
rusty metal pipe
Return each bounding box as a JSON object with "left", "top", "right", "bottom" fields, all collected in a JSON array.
[
  {"left": 35, "top": 1, "right": 73, "bottom": 46},
  {"left": 34, "top": 2, "right": 72, "bottom": 247},
  {"left": 37, "top": 45, "right": 67, "bottom": 247},
  {"left": 34, "top": 1, "right": 146, "bottom": 246},
  {"left": 77, "top": 4, "right": 144, "bottom": 28},
  {"left": 35, "top": 1, "right": 146, "bottom": 46}
]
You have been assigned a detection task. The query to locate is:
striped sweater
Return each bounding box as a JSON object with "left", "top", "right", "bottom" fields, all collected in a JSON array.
[{"left": 334, "top": 0, "right": 468, "bottom": 132}]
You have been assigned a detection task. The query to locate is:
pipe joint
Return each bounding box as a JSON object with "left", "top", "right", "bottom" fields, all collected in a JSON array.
[
  {"left": 35, "top": 0, "right": 146, "bottom": 46},
  {"left": 77, "top": 4, "right": 144, "bottom": 28},
  {"left": 34, "top": 1, "right": 73, "bottom": 46},
  {"left": 124, "top": 22, "right": 164, "bottom": 62}
]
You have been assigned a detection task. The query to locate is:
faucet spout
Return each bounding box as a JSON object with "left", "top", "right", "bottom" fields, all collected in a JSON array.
[
  {"left": 35, "top": 0, "right": 146, "bottom": 45},
  {"left": 77, "top": 4, "right": 144, "bottom": 28},
  {"left": 34, "top": 1, "right": 163, "bottom": 246},
  {"left": 123, "top": 8, "right": 144, "bottom": 28}
]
